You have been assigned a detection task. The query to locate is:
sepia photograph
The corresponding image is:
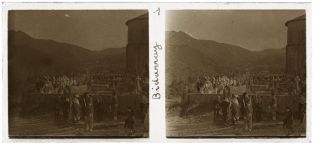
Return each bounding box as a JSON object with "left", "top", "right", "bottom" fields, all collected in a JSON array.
[
  {"left": 8, "top": 10, "right": 149, "bottom": 138},
  {"left": 166, "top": 10, "right": 306, "bottom": 137}
]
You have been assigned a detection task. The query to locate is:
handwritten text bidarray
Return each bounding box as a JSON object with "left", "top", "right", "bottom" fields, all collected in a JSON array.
[{"left": 152, "top": 42, "right": 162, "bottom": 99}]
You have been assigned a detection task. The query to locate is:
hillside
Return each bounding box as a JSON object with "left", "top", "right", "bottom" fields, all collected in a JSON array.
[
  {"left": 8, "top": 30, "right": 126, "bottom": 83},
  {"left": 166, "top": 31, "right": 285, "bottom": 83},
  {"left": 89, "top": 47, "right": 126, "bottom": 72},
  {"left": 8, "top": 30, "right": 286, "bottom": 86}
]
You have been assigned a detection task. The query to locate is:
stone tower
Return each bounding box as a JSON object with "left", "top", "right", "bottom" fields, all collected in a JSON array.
[{"left": 285, "top": 15, "right": 306, "bottom": 75}]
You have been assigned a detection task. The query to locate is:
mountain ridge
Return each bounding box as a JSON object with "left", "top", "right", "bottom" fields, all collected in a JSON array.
[
  {"left": 166, "top": 31, "right": 285, "bottom": 83},
  {"left": 8, "top": 30, "right": 285, "bottom": 86},
  {"left": 8, "top": 30, "right": 126, "bottom": 83}
]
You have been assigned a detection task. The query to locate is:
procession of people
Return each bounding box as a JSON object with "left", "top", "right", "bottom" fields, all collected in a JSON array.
[
  {"left": 20, "top": 71, "right": 149, "bottom": 135},
  {"left": 177, "top": 72, "right": 306, "bottom": 135}
]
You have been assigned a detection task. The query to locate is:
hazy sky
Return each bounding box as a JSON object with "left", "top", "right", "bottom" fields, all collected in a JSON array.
[
  {"left": 166, "top": 10, "right": 305, "bottom": 51},
  {"left": 9, "top": 10, "right": 147, "bottom": 51}
]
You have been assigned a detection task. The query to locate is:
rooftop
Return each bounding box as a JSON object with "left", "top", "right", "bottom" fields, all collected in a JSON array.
[
  {"left": 126, "top": 13, "right": 148, "bottom": 25},
  {"left": 285, "top": 14, "right": 306, "bottom": 26}
]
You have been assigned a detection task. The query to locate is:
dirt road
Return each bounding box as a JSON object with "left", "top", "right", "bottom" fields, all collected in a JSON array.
[{"left": 9, "top": 113, "right": 148, "bottom": 138}]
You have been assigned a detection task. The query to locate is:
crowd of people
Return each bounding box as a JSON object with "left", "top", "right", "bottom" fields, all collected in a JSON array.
[
  {"left": 213, "top": 92, "right": 274, "bottom": 131},
  {"left": 25, "top": 72, "right": 149, "bottom": 135},
  {"left": 34, "top": 73, "right": 89, "bottom": 94},
  {"left": 34, "top": 72, "right": 125, "bottom": 95},
  {"left": 212, "top": 91, "right": 305, "bottom": 134},
  {"left": 193, "top": 72, "right": 305, "bottom": 95},
  {"left": 195, "top": 74, "right": 248, "bottom": 94},
  {"left": 179, "top": 72, "right": 306, "bottom": 134},
  {"left": 54, "top": 89, "right": 122, "bottom": 132}
]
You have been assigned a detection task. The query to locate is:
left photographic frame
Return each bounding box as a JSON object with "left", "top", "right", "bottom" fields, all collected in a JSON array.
[{"left": 7, "top": 10, "right": 149, "bottom": 138}]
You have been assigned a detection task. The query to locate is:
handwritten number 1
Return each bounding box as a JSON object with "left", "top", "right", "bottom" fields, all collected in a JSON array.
[{"left": 153, "top": 7, "right": 160, "bottom": 16}]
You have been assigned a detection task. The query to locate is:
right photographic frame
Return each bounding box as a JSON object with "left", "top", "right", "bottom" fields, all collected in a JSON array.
[{"left": 166, "top": 10, "right": 307, "bottom": 138}]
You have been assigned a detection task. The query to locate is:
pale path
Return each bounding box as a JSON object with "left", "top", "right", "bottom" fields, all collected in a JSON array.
[
  {"left": 9, "top": 113, "right": 148, "bottom": 137},
  {"left": 167, "top": 112, "right": 306, "bottom": 137}
]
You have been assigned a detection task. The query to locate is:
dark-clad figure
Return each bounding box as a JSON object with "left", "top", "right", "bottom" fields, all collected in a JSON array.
[
  {"left": 254, "top": 96, "right": 263, "bottom": 122},
  {"left": 63, "top": 86, "right": 72, "bottom": 125},
  {"left": 83, "top": 93, "right": 94, "bottom": 132},
  {"left": 271, "top": 92, "right": 278, "bottom": 121},
  {"left": 124, "top": 107, "right": 135, "bottom": 135},
  {"left": 296, "top": 93, "right": 306, "bottom": 135},
  {"left": 180, "top": 84, "right": 190, "bottom": 117},
  {"left": 112, "top": 90, "right": 119, "bottom": 121},
  {"left": 242, "top": 93, "right": 253, "bottom": 132},
  {"left": 135, "top": 75, "right": 142, "bottom": 94},
  {"left": 238, "top": 94, "right": 245, "bottom": 120},
  {"left": 230, "top": 94, "right": 240, "bottom": 124},
  {"left": 196, "top": 77, "right": 202, "bottom": 93},
  {"left": 54, "top": 93, "right": 64, "bottom": 124},
  {"left": 139, "top": 91, "right": 148, "bottom": 124},
  {"left": 213, "top": 100, "right": 221, "bottom": 123},
  {"left": 298, "top": 94, "right": 306, "bottom": 123},
  {"left": 73, "top": 94, "right": 81, "bottom": 123},
  {"left": 220, "top": 97, "right": 230, "bottom": 126},
  {"left": 283, "top": 107, "right": 294, "bottom": 135}
]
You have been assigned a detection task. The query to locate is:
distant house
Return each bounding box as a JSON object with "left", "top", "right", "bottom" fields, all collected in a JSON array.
[
  {"left": 125, "top": 13, "right": 149, "bottom": 76},
  {"left": 285, "top": 15, "right": 306, "bottom": 75}
]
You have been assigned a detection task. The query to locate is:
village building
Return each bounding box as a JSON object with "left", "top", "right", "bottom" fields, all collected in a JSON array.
[
  {"left": 125, "top": 13, "right": 149, "bottom": 76},
  {"left": 285, "top": 15, "right": 306, "bottom": 75}
]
